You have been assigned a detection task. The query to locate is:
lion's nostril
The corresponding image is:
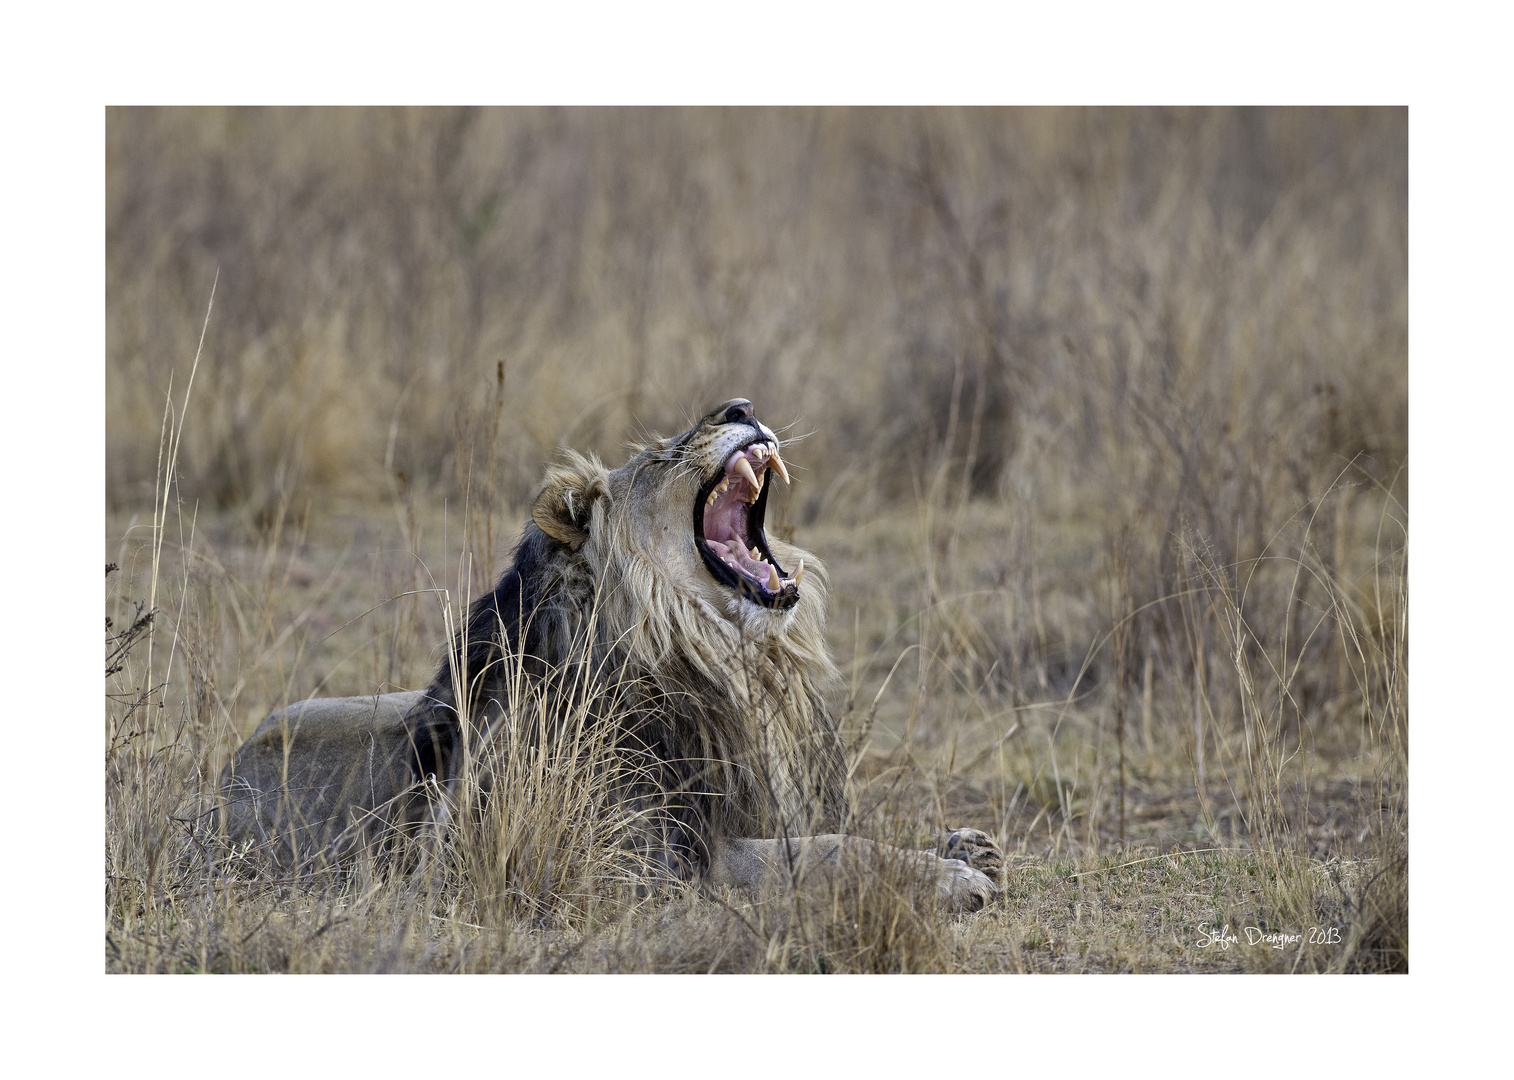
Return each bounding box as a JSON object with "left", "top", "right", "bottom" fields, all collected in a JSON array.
[{"left": 709, "top": 398, "right": 758, "bottom": 429}]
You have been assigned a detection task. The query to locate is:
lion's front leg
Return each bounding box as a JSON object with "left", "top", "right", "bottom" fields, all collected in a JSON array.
[
  {"left": 926, "top": 849, "right": 999, "bottom": 912},
  {"left": 708, "top": 834, "right": 999, "bottom": 913}
]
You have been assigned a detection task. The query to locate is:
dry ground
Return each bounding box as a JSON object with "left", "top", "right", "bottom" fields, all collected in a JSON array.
[{"left": 105, "top": 481, "right": 1405, "bottom": 974}]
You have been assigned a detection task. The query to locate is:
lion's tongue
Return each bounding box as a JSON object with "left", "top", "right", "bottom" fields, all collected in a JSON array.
[
  {"left": 705, "top": 501, "right": 766, "bottom": 581},
  {"left": 704, "top": 479, "right": 769, "bottom": 583},
  {"left": 703, "top": 451, "right": 759, "bottom": 547},
  {"left": 704, "top": 448, "right": 780, "bottom": 583},
  {"left": 710, "top": 537, "right": 770, "bottom": 580}
]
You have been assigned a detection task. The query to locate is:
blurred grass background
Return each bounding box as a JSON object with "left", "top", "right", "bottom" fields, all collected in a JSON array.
[
  {"left": 107, "top": 107, "right": 1404, "bottom": 526},
  {"left": 105, "top": 107, "right": 1407, "bottom": 972}
]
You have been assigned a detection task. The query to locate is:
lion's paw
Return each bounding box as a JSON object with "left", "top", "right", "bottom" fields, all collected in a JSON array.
[
  {"left": 933, "top": 856, "right": 999, "bottom": 913},
  {"left": 935, "top": 827, "right": 1004, "bottom": 879}
]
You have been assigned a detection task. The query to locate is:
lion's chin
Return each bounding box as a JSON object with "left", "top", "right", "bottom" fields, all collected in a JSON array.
[{"left": 694, "top": 441, "right": 802, "bottom": 610}]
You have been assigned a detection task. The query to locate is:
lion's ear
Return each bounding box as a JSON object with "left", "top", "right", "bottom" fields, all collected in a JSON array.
[{"left": 531, "top": 453, "right": 608, "bottom": 550}]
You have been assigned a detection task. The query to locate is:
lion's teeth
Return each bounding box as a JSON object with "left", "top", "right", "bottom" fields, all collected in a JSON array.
[
  {"left": 794, "top": 559, "right": 804, "bottom": 587},
  {"left": 767, "top": 563, "right": 780, "bottom": 591},
  {"left": 769, "top": 448, "right": 790, "bottom": 485},
  {"left": 752, "top": 444, "right": 768, "bottom": 460},
  {"left": 749, "top": 546, "right": 761, "bottom": 560},
  {"left": 734, "top": 456, "right": 759, "bottom": 491},
  {"left": 706, "top": 491, "right": 718, "bottom": 506}
]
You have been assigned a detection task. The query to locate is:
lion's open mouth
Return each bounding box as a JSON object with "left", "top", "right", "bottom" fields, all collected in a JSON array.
[{"left": 694, "top": 440, "right": 803, "bottom": 610}]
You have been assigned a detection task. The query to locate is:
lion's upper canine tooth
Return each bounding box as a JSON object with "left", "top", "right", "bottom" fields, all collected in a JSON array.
[
  {"left": 767, "top": 563, "right": 780, "bottom": 592},
  {"left": 794, "top": 559, "right": 804, "bottom": 587},
  {"left": 734, "top": 456, "right": 759, "bottom": 491},
  {"left": 769, "top": 447, "right": 790, "bottom": 485}
]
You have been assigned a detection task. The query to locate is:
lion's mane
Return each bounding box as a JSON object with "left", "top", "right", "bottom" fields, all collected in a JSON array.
[{"left": 406, "top": 446, "right": 849, "bottom": 878}]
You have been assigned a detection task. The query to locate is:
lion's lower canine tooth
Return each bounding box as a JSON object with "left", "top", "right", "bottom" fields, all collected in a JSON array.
[
  {"left": 770, "top": 448, "right": 790, "bottom": 485},
  {"left": 735, "top": 457, "right": 759, "bottom": 490},
  {"left": 794, "top": 559, "right": 804, "bottom": 587},
  {"left": 767, "top": 563, "right": 780, "bottom": 591}
]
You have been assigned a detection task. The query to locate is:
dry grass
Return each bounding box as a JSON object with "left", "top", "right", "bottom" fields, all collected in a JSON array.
[{"left": 105, "top": 107, "right": 1406, "bottom": 974}]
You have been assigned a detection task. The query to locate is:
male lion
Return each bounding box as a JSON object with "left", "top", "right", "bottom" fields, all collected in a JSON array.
[{"left": 220, "top": 400, "right": 1002, "bottom": 910}]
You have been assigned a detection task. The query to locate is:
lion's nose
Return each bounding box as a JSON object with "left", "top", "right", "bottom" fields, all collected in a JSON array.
[{"left": 718, "top": 399, "right": 755, "bottom": 425}]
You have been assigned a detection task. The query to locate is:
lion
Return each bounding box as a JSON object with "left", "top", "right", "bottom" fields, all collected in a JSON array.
[{"left": 219, "top": 399, "right": 1002, "bottom": 910}]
